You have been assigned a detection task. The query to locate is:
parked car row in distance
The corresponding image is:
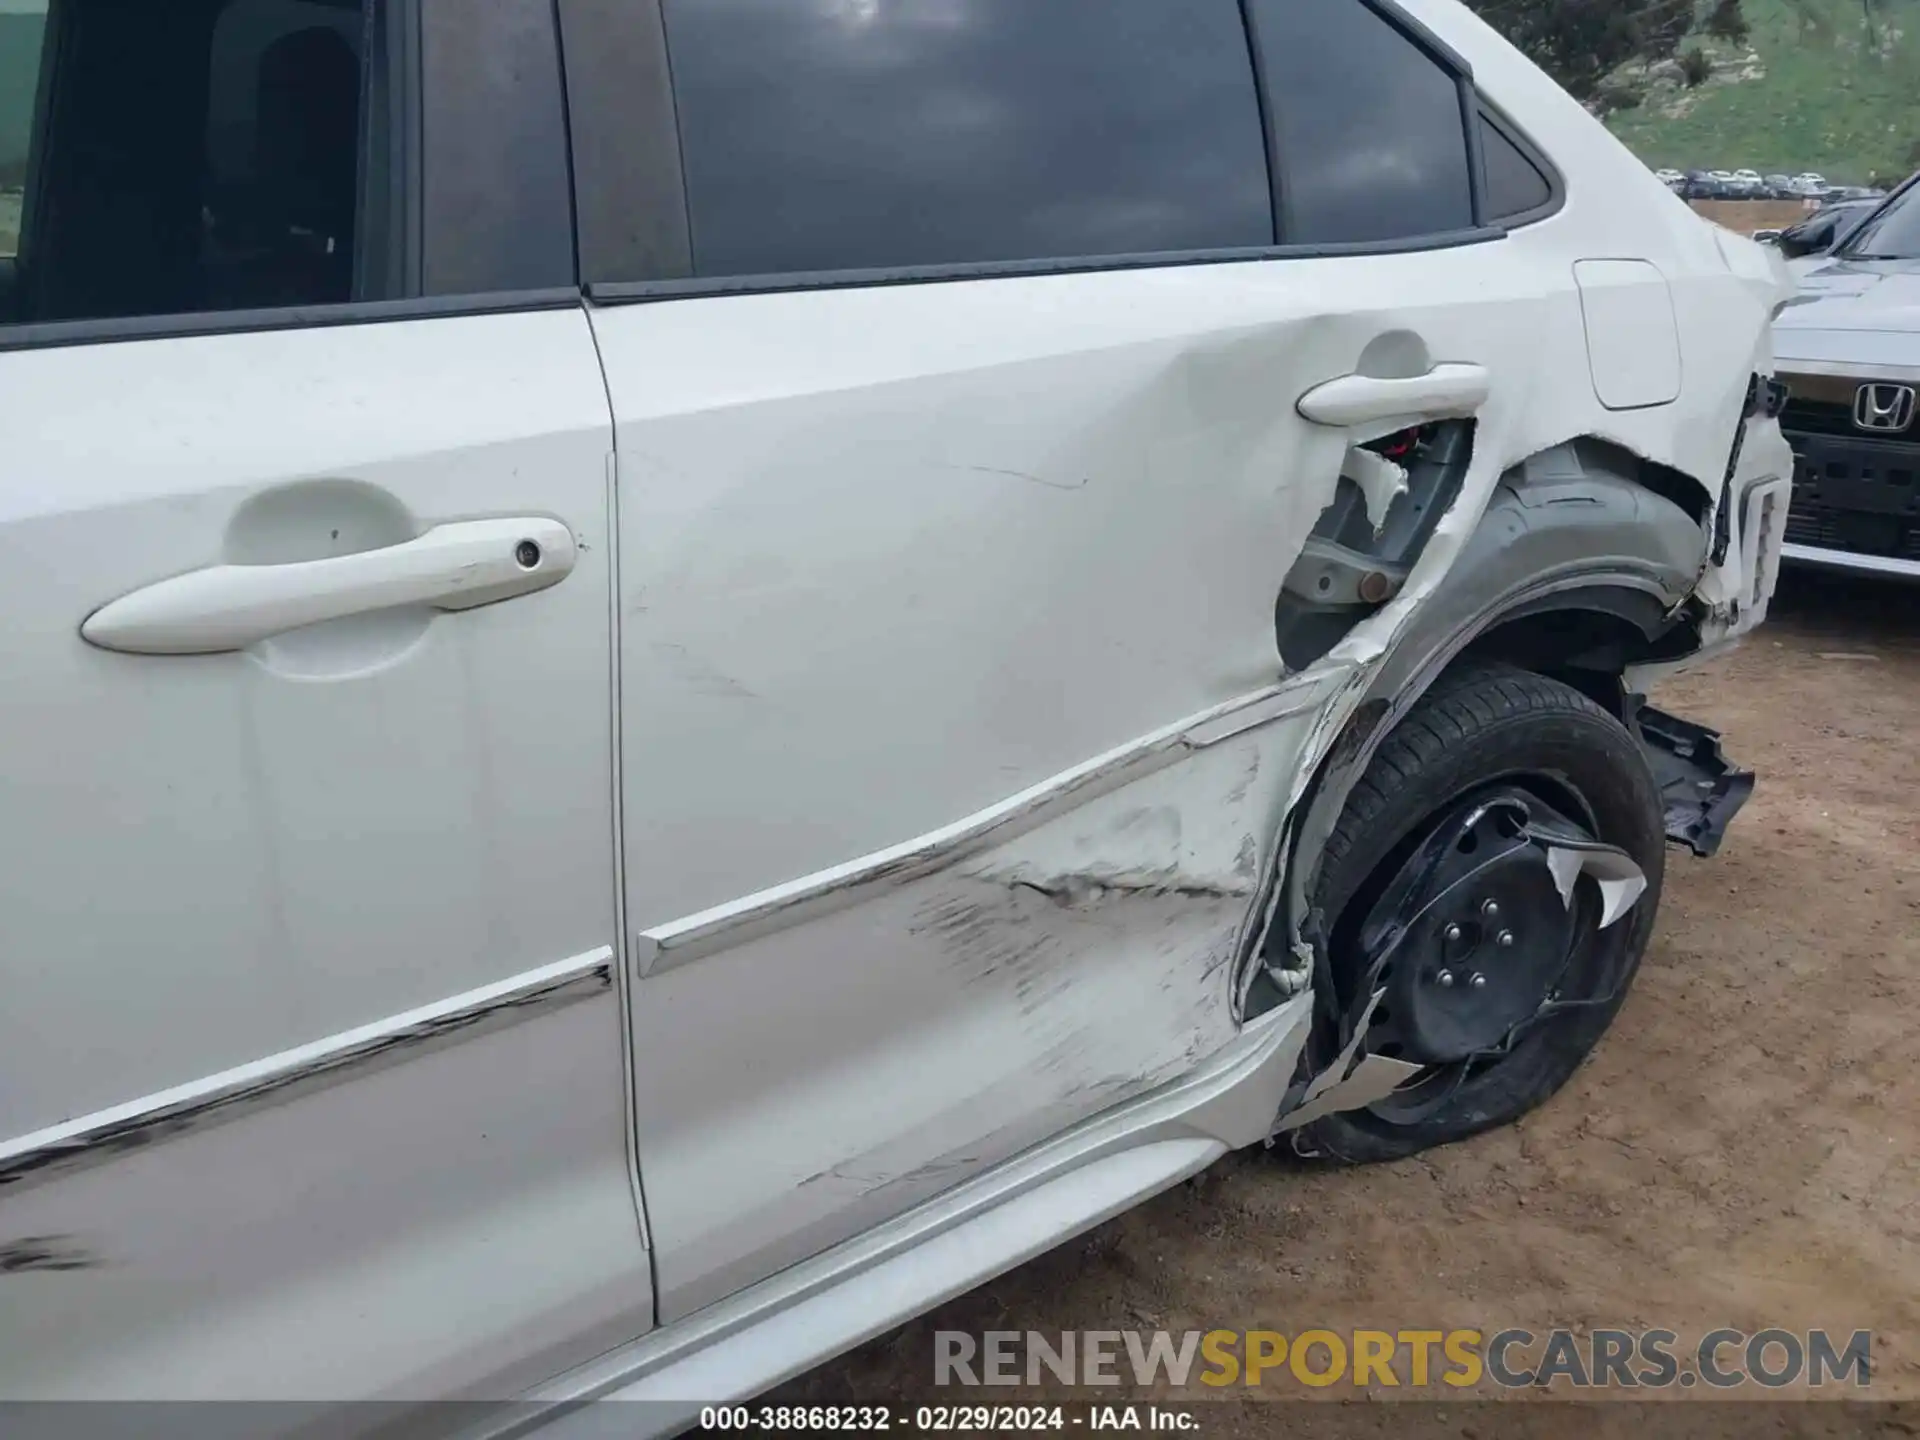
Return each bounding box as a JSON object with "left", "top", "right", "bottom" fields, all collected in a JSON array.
[{"left": 1654, "top": 167, "right": 1873, "bottom": 202}]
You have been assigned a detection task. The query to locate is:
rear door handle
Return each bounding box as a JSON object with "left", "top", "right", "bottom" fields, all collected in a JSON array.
[
  {"left": 81, "top": 516, "right": 576, "bottom": 656},
  {"left": 1297, "top": 363, "right": 1490, "bottom": 428}
]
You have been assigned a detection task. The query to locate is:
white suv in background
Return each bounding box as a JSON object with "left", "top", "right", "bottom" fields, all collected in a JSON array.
[{"left": 0, "top": 0, "right": 1793, "bottom": 1433}]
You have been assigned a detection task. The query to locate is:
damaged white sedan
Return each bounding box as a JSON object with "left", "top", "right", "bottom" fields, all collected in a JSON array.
[{"left": 0, "top": 0, "right": 1791, "bottom": 1430}]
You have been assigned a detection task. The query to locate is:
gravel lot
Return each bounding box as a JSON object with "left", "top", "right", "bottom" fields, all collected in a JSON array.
[{"left": 780, "top": 571, "right": 1920, "bottom": 1432}]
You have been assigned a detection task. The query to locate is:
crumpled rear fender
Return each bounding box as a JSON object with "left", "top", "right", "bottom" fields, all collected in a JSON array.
[{"left": 1255, "top": 439, "right": 1730, "bottom": 1008}]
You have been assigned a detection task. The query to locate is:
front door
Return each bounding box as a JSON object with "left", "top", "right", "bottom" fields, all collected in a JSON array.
[{"left": 0, "top": 0, "right": 650, "bottom": 1401}]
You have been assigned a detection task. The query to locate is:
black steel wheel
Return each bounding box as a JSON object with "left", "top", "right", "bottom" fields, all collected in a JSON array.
[{"left": 1291, "top": 663, "right": 1667, "bottom": 1165}]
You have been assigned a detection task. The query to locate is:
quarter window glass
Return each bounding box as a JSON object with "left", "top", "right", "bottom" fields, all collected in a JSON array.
[
  {"left": 2, "top": 0, "right": 372, "bottom": 327},
  {"left": 1247, "top": 0, "right": 1474, "bottom": 245},
  {"left": 1480, "top": 112, "right": 1552, "bottom": 221},
  {"left": 660, "top": 0, "right": 1274, "bottom": 278}
]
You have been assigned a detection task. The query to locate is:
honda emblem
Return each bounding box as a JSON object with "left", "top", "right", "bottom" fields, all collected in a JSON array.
[{"left": 1853, "top": 382, "right": 1917, "bottom": 433}]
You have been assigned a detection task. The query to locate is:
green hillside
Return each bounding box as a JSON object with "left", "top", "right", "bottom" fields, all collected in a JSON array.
[{"left": 1607, "top": 0, "right": 1920, "bottom": 184}]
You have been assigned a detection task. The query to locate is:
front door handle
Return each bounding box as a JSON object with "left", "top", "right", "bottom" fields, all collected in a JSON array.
[
  {"left": 1297, "top": 363, "right": 1490, "bottom": 428},
  {"left": 81, "top": 516, "right": 576, "bottom": 656}
]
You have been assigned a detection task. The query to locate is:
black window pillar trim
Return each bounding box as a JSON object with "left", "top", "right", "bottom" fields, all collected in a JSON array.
[
  {"left": 356, "top": 0, "right": 424, "bottom": 302},
  {"left": 554, "top": 0, "right": 693, "bottom": 287},
  {"left": 1236, "top": 0, "right": 1286, "bottom": 247},
  {"left": 1358, "top": 0, "right": 1474, "bottom": 75},
  {"left": 14, "top": 0, "right": 69, "bottom": 286},
  {"left": 1461, "top": 76, "right": 1489, "bottom": 230}
]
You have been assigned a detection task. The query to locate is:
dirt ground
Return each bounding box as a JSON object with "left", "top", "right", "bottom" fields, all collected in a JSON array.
[
  {"left": 1691, "top": 198, "right": 1820, "bottom": 233},
  {"left": 780, "top": 571, "right": 1920, "bottom": 1434}
]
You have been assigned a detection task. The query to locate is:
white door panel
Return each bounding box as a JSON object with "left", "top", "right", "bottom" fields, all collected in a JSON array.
[
  {"left": 0, "top": 995, "right": 640, "bottom": 1402},
  {"left": 0, "top": 308, "right": 651, "bottom": 1399},
  {"left": 599, "top": 246, "right": 1557, "bottom": 1319},
  {"left": 0, "top": 311, "right": 613, "bottom": 1128}
]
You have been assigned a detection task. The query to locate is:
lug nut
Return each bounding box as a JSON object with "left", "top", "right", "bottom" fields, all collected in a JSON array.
[
  {"left": 1481, "top": 899, "right": 1501, "bottom": 919},
  {"left": 1496, "top": 930, "right": 1515, "bottom": 948},
  {"left": 1437, "top": 969, "right": 1455, "bottom": 988},
  {"left": 1444, "top": 923, "right": 1463, "bottom": 943},
  {"left": 1470, "top": 972, "right": 1487, "bottom": 990}
]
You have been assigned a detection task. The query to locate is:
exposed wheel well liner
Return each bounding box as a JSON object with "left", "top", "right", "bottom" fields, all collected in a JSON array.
[{"left": 1252, "top": 438, "right": 1716, "bottom": 1016}]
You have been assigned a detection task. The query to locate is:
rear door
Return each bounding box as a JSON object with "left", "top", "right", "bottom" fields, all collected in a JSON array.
[
  {"left": 570, "top": 0, "right": 1563, "bottom": 1322},
  {"left": 0, "top": 0, "right": 649, "bottom": 1401}
]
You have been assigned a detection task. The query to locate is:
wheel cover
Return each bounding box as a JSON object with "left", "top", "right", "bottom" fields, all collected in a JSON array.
[{"left": 1338, "top": 786, "right": 1646, "bottom": 1114}]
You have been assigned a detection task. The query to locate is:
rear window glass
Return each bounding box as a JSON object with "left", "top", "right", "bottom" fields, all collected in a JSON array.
[
  {"left": 1481, "top": 112, "right": 1553, "bottom": 221},
  {"left": 660, "top": 0, "right": 1274, "bottom": 278},
  {"left": 1246, "top": 0, "right": 1475, "bottom": 245}
]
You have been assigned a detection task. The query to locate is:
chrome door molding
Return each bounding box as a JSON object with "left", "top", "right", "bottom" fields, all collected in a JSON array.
[
  {"left": 0, "top": 947, "right": 614, "bottom": 1193},
  {"left": 634, "top": 672, "right": 1350, "bottom": 978}
]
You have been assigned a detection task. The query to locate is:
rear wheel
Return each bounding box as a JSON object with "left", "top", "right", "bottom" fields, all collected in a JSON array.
[{"left": 1293, "top": 664, "right": 1667, "bottom": 1165}]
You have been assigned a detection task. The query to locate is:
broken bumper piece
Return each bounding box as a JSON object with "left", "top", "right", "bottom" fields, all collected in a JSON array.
[{"left": 1635, "top": 704, "right": 1756, "bottom": 859}]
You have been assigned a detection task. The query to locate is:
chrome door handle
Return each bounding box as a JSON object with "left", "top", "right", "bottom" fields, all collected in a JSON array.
[
  {"left": 1296, "top": 363, "right": 1490, "bottom": 428},
  {"left": 81, "top": 516, "right": 576, "bottom": 656}
]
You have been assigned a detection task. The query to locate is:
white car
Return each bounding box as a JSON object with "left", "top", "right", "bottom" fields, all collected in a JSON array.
[
  {"left": 0, "top": 0, "right": 1793, "bottom": 1431},
  {"left": 1773, "top": 175, "right": 1920, "bottom": 580},
  {"left": 1794, "top": 172, "right": 1832, "bottom": 195}
]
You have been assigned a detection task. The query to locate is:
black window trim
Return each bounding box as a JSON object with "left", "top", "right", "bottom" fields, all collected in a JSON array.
[
  {"left": 1235, "top": 0, "right": 1284, "bottom": 246},
  {"left": 555, "top": 0, "right": 689, "bottom": 286},
  {"left": 569, "top": 0, "right": 1506, "bottom": 307},
  {"left": 1476, "top": 96, "right": 1566, "bottom": 229},
  {"left": 0, "top": 287, "right": 583, "bottom": 353},
  {"left": 582, "top": 228, "right": 1505, "bottom": 307},
  {"left": 0, "top": 0, "right": 579, "bottom": 353}
]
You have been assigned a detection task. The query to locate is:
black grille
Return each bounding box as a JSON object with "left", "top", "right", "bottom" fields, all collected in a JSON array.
[
  {"left": 1781, "top": 397, "right": 1886, "bottom": 438},
  {"left": 1785, "top": 494, "right": 1920, "bottom": 559}
]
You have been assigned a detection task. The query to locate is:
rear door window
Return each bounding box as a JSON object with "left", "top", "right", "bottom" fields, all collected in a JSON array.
[
  {"left": 1246, "top": 0, "right": 1475, "bottom": 246},
  {"left": 659, "top": 0, "right": 1273, "bottom": 279}
]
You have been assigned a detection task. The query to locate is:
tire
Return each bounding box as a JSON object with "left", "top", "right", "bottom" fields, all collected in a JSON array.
[{"left": 1294, "top": 663, "right": 1667, "bottom": 1165}]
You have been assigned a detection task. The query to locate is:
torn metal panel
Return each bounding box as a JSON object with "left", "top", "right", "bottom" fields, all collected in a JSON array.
[
  {"left": 1274, "top": 1055, "right": 1424, "bottom": 1134},
  {"left": 1342, "top": 447, "right": 1411, "bottom": 533},
  {"left": 638, "top": 671, "right": 1347, "bottom": 975},
  {"left": 1543, "top": 843, "right": 1647, "bottom": 930}
]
